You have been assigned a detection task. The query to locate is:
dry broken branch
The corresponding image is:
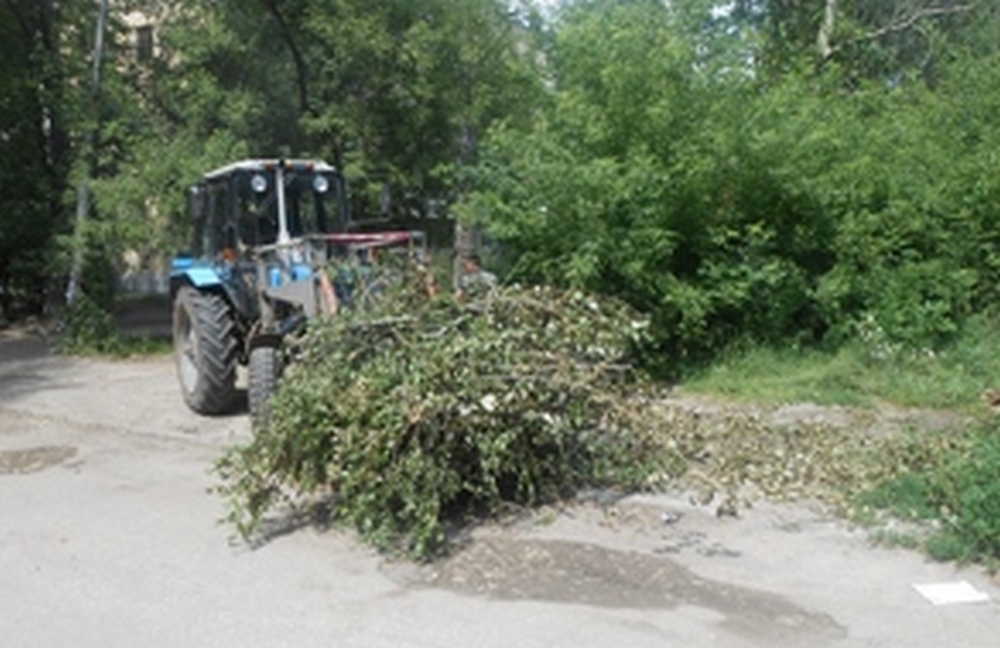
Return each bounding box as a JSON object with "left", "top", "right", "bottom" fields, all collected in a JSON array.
[{"left": 822, "top": 2, "right": 975, "bottom": 60}]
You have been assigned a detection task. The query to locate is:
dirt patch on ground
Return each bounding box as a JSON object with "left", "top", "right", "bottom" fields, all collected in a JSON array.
[
  {"left": 0, "top": 445, "right": 77, "bottom": 475},
  {"left": 422, "top": 536, "right": 846, "bottom": 646}
]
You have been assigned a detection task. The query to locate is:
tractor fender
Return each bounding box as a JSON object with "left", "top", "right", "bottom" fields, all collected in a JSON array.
[
  {"left": 169, "top": 257, "right": 225, "bottom": 295},
  {"left": 169, "top": 263, "right": 246, "bottom": 318},
  {"left": 170, "top": 266, "right": 224, "bottom": 292}
]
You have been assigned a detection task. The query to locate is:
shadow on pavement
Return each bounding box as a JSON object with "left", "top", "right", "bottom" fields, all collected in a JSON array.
[
  {"left": 242, "top": 498, "right": 337, "bottom": 550},
  {"left": 0, "top": 296, "right": 172, "bottom": 406},
  {"left": 0, "top": 332, "right": 79, "bottom": 405}
]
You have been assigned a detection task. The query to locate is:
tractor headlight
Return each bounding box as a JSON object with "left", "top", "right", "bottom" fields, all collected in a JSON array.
[
  {"left": 251, "top": 174, "right": 268, "bottom": 193},
  {"left": 313, "top": 175, "right": 329, "bottom": 194}
]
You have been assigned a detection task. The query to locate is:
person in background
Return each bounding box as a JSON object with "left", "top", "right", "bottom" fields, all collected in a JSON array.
[{"left": 455, "top": 253, "right": 496, "bottom": 300}]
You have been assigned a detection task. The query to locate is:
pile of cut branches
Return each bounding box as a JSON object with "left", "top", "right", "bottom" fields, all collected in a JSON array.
[
  {"left": 216, "top": 285, "right": 665, "bottom": 558},
  {"left": 216, "top": 280, "right": 984, "bottom": 563}
]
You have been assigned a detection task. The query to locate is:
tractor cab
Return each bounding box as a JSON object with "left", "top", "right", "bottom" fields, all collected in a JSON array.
[
  {"left": 185, "top": 158, "right": 347, "bottom": 261},
  {"left": 174, "top": 159, "right": 351, "bottom": 319},
  {"left": 169, "top": 158, "right": 427, "bottom": 419}
]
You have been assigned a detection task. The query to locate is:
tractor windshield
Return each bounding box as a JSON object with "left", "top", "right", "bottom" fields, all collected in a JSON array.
[
  {"left": 285, "top": 171, "right": 344, "bottom": 237},
  {"left": 237, "top": 170, "right": 346, "bottom": 247}
]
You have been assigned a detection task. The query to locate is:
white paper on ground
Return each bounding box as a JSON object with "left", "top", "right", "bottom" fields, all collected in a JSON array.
[{"left": 913, "top": 581, "right": 990, "bottom": 606}]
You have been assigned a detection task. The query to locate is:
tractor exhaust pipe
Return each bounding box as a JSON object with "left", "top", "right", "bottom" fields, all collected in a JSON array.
[{"left": 275, "top": 160, "right": 290, "bottom": 246}]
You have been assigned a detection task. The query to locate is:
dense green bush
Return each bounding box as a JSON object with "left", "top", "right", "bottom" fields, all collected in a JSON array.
[
  {"left": 457, "top": 4, "right": 1000, "bottom": 369},
  {"left": 58, "top": 292, "right": 169, "bottom": 357},
  {"left": 216, "top": 286, "right": 664, "bottom": 559},
  {"left": 59, "top": 293, "right": 119, "bottom": 355}
]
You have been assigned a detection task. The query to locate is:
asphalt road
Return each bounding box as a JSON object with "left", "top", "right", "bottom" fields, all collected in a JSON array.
[{"left": 1, "top": 330, "right": 998, "bottom": 648}]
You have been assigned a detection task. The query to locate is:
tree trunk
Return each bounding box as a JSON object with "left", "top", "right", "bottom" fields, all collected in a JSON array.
[
  {"left": 817, "top": 0, "right": 838, "bottom": 60},
  {"left": 261, "top": 0, "right": 311, "bottom": 116}
]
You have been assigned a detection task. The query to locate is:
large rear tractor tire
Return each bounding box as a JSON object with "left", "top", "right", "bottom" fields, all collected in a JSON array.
[
  {"left": 172, "top": 286, "right": 241, "bottom": 415},
  {"left": 248, "top": 344, "right": 283, "bottom": 424}
]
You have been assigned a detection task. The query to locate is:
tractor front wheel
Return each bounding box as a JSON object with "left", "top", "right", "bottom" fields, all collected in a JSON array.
[
  {"left": 172, "top": 286, "right": 241, "bottom": 415},
  {"left": 248, "top": 344, "right": 283, "bottom": 423}
]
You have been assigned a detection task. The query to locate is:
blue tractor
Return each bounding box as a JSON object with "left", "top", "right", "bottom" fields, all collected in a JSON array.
[{"left": 169, "top": 159, "right": 424, "bottom": 417}]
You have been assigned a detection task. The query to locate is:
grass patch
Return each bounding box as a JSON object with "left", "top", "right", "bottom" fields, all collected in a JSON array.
[
  {"left": 854, "top": 474, "right": 939, "bottom": 522},
  {"left": 684, "top": 314, "right": 1000, "bottom": 411},
  {"left": 677, "top": 318, "right": 1000, "bottom": 567},
  {"left": 853, "top": 421, "right": 1000, "bottom": 565},
  {"left": 869, "top": 528, "right": 926, "bottom": 551},
  {"left": 682, "top": 345, "right": 875, "bottom": 407}
]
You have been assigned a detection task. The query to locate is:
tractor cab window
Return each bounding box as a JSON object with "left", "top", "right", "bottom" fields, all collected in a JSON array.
[
  {"left": 237, "top": 174, "right": 280, "bottom": 247},
  {"left": 236, "top": 197, "right": 278, "bottom": 247},
  {"left": 191, "top": 184, "right": 226, "bottom": 256},
  {"left": 285, "top": 171, "right": 344, "bottom": 236},
  {"left": 235, "top": 169, "right": 346, "bottom": 247}
]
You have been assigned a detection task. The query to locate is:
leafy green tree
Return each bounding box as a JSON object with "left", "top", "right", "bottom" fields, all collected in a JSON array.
[
  {"left": 0, "top": 0, "right": 86, "bottom": 317},
  {"left": 296, "top": 0, "right": 545, "bottom": 206},
  {"left": 751, "top": 0, "right": 992, "bottom": 83},
  {"left": 459, "top": 0, "right": 1000, "bottom": 367},
  {"left": 7, "top": 0, "right": 1000, "bottom": 369},
  {"left": 86, "top": 0, "right": 545, "bottom": 270},
  {"left": 460, "top": 1, "right": 827, "bottom": 361}
]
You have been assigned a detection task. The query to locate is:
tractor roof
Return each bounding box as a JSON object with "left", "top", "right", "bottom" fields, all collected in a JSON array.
[{"left": 202, "top": 159, "right": 337, "bottom": 180}]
